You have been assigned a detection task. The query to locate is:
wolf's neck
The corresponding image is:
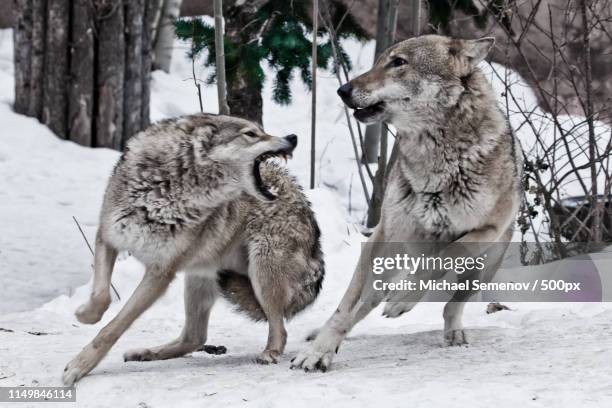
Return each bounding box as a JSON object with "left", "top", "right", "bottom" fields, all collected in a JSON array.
[{"left": 395, "top": 74, "right": 504, "bottom": 193}]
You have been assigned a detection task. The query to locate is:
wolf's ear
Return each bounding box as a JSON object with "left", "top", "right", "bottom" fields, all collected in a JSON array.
[{"left": 462, "top": 37, "right": 495, "bottom": 69}]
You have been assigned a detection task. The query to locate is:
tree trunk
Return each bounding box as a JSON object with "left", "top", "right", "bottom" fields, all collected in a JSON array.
[
  {"left": 362, "top": 124, "right": 382, "bottom": 164},
  {"left": 226, "top": 78, "right": 262, "bottom": 123},
  {"left": 95, "top": 0, "right": 125, "bottom": 149},
  {"left": 224, "top": 1, "right": 263, "bottom": 124},
  {"left": 12, "top": 0, "right": 162, "bottom": 150},
  {"left": 142, "top": 0, "right": 165, "bottom": 129},
  {"left": 42, "top": 0, "right": 70, "bottom": 138},
  {"left": 365, "top": 0, "right": 399, "bottom": 228},
  {"left": 12, "top": 0, "right": 32, "bottom": 116},
  {"left": 124, "top": 0, "right": 145, "bottom": 145},
  {"left": 28, "top": 0, "right": 45, "bottom": 119},
  {"left": 153, "top": 0, "right": 182, "bottom": 73},
  {"left": 310, "top": 0, "right": 318, "bottom": 189},
  {"left": 362, "top": 0, "right": 399, "bottom": 165},
  {"left": 68, "top": 0, "right": 94, "bottom": 146},
  {"left": 214, "top": 0, "right": 230, "bottom": 115}
]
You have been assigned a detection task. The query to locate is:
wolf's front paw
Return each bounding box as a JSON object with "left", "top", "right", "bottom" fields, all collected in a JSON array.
[
  {"left": 305, "top": 328, "right": 320, "bottom": 342},
  {"left": 256, "top": 350, "right": 280, "bottom": 364},
  {"left": 62, "top": 355, "right": 91, "bottom": 386},
  {"left": 444, "top": 329, "right": 468, "bottom": 346},
  {"left": 62, "top": 343, "right": 103, "bottom": 385},
  {"left": 62, "top": 365, "right": 81, "bottom": 387},
  {"left": 75, "top": 298, "right": 109, "bottom": 324},
  {"left": 290, "top": 346, "right": 334, "bottom": 372}
]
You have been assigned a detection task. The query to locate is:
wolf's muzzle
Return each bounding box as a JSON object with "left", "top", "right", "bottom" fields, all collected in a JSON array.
[
  {"left": 285, "top": 134, "right": 298, "bottom": 149},
  {"left": 337, "top": 83, "right": 357, "bottom": 108}
]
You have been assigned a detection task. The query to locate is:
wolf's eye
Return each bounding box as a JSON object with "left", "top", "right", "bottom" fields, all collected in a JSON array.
[
  {"left": 390, "top": 57, "right": 407, "bottom": 68},
  {"left": 244, "top": 131, "right": 258, "bottom": 138}
]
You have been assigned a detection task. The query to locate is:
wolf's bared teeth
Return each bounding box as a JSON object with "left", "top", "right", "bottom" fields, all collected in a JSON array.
[
  {"left": 268, "top": 185, "right": 279, "bottom": 196},
  {"left": 257, "top": 149, "right": 294, "bottom": 166}
]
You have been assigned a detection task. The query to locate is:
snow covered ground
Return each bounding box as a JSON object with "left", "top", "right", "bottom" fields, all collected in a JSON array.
[{"left": 1, "top": 27, "right": 612, "bottom": 407}]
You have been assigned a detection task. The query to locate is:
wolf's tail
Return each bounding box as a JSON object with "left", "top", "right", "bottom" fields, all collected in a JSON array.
[
  {"left": 217, "top": 270, "right": 267, "bottom": 321},
  {"left": 217, "top": 261, "right": 325, "bottom": 322}
]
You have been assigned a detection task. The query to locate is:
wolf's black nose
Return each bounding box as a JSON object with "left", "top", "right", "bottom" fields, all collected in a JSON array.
[
  {"left": 285, "top": 134, "right": 298, "bottom": 148},
  {"left": 337, "top": 83, "right": 353, "bottom": 99}
]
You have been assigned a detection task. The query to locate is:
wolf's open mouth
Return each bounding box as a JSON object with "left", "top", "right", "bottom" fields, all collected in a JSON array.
[
  {"left": 353, "top": 101, "right": 385, "bottom": 121},
  {"left": 253, "top": 148, "right": 294, "bottom": 200}
]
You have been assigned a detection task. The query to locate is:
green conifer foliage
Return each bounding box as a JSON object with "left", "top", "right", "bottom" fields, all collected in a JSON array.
[{"left": 175, "top": 0, "right": 368, "bottom": 106}]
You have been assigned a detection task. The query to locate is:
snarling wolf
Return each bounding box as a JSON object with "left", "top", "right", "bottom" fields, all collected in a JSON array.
[
  {"left": 63, "top": 114, "right": 324, "bottom": 385},
  {"left": 291, "top": 35, "right": 521, "bottom": 372}
]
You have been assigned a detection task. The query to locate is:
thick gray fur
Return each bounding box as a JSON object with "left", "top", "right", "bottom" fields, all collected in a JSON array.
[
  {"left": 63, "top": 114, "right": 324, "bottom": 385},
  {"left": 292, "top": 35, "right": 522, "bottom": 372}
]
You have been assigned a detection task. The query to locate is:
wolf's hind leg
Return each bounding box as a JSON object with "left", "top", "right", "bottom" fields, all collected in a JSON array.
[
  {"left": 443, "top": 301, "right": 467, "bottom": 346},
  {"left": 249, "top": 259, "right": 287, "bottom": 364},
  {"left": 442, "top": 238, "right": 508, "bottom": 346},
  {"left": 76, "top": 231, "right": 118, "bottom": 324},
  {"left": 124, "top": 274, "right": 217, "bottom": 362}
]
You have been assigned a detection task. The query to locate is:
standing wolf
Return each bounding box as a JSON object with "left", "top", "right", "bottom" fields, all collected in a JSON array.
[
  {"left": 63, "top": 114, "right": 324, "bottom": 385},
  {"left": 291, "top": 35, "right": 521, "bottom": 372}
]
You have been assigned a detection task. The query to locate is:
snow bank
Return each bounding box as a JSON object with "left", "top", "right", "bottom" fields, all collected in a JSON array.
[{"left": 0, "top": 29, "right": 120, "bottom": 312}]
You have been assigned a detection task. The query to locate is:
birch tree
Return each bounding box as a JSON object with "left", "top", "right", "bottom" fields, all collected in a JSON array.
[
  {"left": 153, "top": 0, "right": 183, "bottom": 73},
  {"left": 214, "top": 0, "right": 230, "bottom": 115}
]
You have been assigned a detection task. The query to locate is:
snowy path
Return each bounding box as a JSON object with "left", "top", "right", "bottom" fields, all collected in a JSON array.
[{"left": 1, "top": 284, "right": 611, "bottom": 407}]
